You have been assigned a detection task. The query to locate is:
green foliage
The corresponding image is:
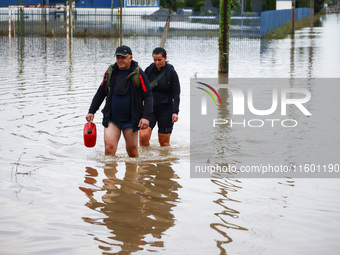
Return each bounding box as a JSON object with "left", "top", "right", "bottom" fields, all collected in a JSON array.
[
  {"left": 295, "top": 0, "right": 327, "bottom": 13},
  {"left": 183, "top": 0, "right": 206, "bottom": 12},
  {"left": 212, "top": 0, "right": 220, "bottom": 8},
  {"left": 232, "top": 0, "right": 242, "bottom": 12},
  {"left": 245, "top": 0, "right": 252, "bottom": 12},
  {"left": 261, "top": 0, "right": 269, "bottom": 11},
  {"left": 194, "top": 0, "right": 206, "bottom": 12},
  {"left": 296, "top": 0, "right": 310, "bottom": 8},
  {"left": 160, "top": 0, "right": 178, "bottom": 11},
  {"left": 184, "top": 0, "right": 195, "bottom": 5},
  {"left": 269, "top": 0, "right": 276, "bottom": 10},
  {"left": 314, "top": 0, "right": 325, "bottom": 13},
  {"left": 176, "top": 1, "right": 186, "bottom": 8},
  {"left": 242, "top": 12, "right": 258, "bottom": 15},
  {"left": 296, "top": 0, "right": 326, "bottom": 12},
  {"left": 261, "top": 0, "right": 276, "bottom": 11}
]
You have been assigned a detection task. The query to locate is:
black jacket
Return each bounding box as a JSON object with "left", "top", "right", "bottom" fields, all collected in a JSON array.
[
  {"left": 88, "top": 60, "right": 153, "bottom": 131},
  {"left": 145, "top": 63, "right": 180, "bottom": 114}
]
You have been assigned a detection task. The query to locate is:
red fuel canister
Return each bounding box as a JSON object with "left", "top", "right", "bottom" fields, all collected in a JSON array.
[{"left": 84, "top": 122, "right": 97, "bottom": 147}]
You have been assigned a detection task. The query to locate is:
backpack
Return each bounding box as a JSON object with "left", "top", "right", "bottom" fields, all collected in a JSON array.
[{"left": 104, "top": 64, "right": 141, "bottom": 95}]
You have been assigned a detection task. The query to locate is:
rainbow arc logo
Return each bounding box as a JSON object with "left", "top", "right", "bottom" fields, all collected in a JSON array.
[{"left": 196, "top": 82, "right": 222, "bottom": 106}]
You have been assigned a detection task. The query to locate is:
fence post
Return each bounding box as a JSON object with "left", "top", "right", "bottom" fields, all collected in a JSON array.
[
  {"left": 8, "top": 6, "right": 11, "bottom": 39},
  {"left": 219, "top": 0, "right": 231, "bottom": 76},
  {"left": 19, "top": 5, "right": 23, "bottom": 36},
  {"left": 67, "top": 5, "right": 70, "bottom": 40},
  {"left": 119, "top": 0, "right": 123, "bottom": 45},
  {"left": 70, "top": 0, "right": 73, "bottom": 38},
  {"left": 310, "top": 0, "right": 314, "bottom": 28},
  {"left": 291, "top": 0, "right": 295, "bottom": 34}
]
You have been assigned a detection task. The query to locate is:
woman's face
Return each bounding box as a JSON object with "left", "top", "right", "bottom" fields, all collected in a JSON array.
[{"left": 153, "top": 53, "right": 167, "bottom": 71}]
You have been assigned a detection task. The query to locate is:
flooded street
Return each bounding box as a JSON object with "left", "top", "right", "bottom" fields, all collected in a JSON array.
[{"left": 1, "top": 14, "right": 340, "bottom": 255}]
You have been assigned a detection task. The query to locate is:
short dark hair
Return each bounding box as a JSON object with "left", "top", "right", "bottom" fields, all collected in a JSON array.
[{"left": 152, "top": 47, "right": 167, "bottom": 58}]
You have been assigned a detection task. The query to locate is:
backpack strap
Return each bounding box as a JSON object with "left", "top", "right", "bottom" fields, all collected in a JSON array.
[
  {"left": 104, "top": 64, "right": 115, "bottom": 95},
  {"left": 127, "top": 65, "right": 141, "bottom": 88},
  {"left": 150, "top": 66, "right": 167, "bottom": 89}
]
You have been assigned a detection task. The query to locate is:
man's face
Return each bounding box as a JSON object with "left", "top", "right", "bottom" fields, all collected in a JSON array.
[
  {"left": 116, "top": 55, "right": 132, "bottom": 70},
  {"left": 153, "top": 53, "right": 167, "bottom": 71}
]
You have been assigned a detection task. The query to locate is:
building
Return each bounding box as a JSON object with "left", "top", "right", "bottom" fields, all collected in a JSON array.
[{"left": 276, "top": 0, "right": 292, "bottom": 10}]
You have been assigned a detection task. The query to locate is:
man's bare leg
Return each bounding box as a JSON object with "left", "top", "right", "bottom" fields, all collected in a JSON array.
[
  {"left": 104, "top": 123, "right": 121, "bottom": 156},
  {"left": 123, "top": 129, "right": 139, "bottom": 157}
]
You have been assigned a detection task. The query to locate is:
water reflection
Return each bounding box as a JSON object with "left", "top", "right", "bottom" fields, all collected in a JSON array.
[
  {"left": 80, "top": 162, "right": 181, "bottom": 254},
  {"left": 0, "top": 14, "right": 339, "bottom": 254},
  {"left": 17, "top": 37, "right": 24, "bottom": 76},
  {"left": 66, "top": 38, "right": 73, "bottom": 90},
  {"left": 308, "top": 28, "right": 315, "bottom": 78},
  {"left": 290, "top": 33, "right": 295, "bottom": 78},
  {"left": 211, "top": 178, "right": 248, "bottom": 255},
  {"left": 213, "top": 86, "right": 237, "bottom": 171}
]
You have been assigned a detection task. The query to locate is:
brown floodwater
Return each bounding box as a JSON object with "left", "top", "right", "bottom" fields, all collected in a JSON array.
[{"left": 0, "top": 14, "right": 339, "bottom": 255}]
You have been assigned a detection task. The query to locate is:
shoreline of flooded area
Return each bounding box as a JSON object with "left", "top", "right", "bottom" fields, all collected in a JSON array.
[{"left": 1, "top": 13, "right": 340, "bottom": 255}]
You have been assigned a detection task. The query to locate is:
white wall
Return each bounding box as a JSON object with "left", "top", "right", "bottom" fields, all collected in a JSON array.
[{"left": 276, "top": 0, "right": 292, "bottom": 10}]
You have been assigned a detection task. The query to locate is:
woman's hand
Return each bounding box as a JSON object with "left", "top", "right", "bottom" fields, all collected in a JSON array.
[{"left": 172, "top": 114, "right": 178, "bottom": 123}]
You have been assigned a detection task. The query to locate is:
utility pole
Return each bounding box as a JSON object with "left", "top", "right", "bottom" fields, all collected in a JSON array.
[
  {"left": 43, "top": 0, "right": 47, "bottom": 35},
  {"left": 69, "top": 0, "right": 73, "bottom": 38},
  {"left": 291, "top": 0, "right": 295, "bottom": 34},
  {"left": 120, "top": 0, "right": 123, "bottom": 45},
  {"left": 19, "top": 0, "right": 23, "bottom": 36},
  {"left": 111, "top": 0, "right": 114, "bottom": 23},
  {"left": 219, "top": 0, "right": 230, "bottom": 77},
  {"left": 310, "top": 0, "right": 314, "bottom": 28}
]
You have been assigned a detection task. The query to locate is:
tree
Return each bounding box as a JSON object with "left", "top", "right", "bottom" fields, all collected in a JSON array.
[
  {"left": 160, "top": 0, "right": 178, "bottom": 11},
  {"left": 269, "top": 0, "right": 276, "bottom": 10},
  {"left": 212, "top": 0, "right": 220, "bottom": 8},
  {"left": 294, "top": 0, "right": 326, "bottom": 13},
  {"left": 261, "top": 0, "right": 277, "bottom": 11},
  {"left": 184, "top": 0, "right": 206, "bottom": 12},
  {"left": 245, "top": 0, "right": 252, "bottom": 12},
  {"left": 296, "top": 0, "right": 310, "bottom": 8},
  {"left": 314, "top": 0, "right": 325, "bottom": 13}
]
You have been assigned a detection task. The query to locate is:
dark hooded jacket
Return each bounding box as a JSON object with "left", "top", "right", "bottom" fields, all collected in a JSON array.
[
  {"left": 88, "top": 60, "right": 153, "bottom": 131},
  {"left": 145, "top": 62, "right": 180, "bottom": 114}
]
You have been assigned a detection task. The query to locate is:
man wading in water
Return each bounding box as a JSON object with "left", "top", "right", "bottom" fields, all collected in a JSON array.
[{"left": 86, "top": 45, "right": 153, "bottom": 157}]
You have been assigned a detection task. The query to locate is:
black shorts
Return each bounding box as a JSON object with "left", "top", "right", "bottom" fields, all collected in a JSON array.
[{"left": 149, "top": 107, "right": 174, "bottom": 134}]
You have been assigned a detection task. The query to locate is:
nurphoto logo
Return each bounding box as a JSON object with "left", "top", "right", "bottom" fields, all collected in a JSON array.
[
  {"left": 191, "top": 78, "right": 339, "bottom": 178},
  {"left": 196, "top": 81, "right": 312, "bottom": 128}
]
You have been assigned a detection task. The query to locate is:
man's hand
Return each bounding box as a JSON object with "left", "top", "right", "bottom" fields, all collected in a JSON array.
[
  {"left": 86, "top": 113, "right": 94, "bottom": 122},
  {"left": 138, "top": 118, "right": 149, "bottom": 130},
  {"left": 172, "top": 114, "right": 178, "bottom": 123}
]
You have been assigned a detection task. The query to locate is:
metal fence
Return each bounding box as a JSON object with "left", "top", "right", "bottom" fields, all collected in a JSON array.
[
  {"left": 260, "top": 8, "right": 311, "bottom": 36},
  {"left": 0, "top": 8, "right": 261, "bottom": 38},
  {"left": 0, "top": 7, "right": 68, "bottom": 36}
]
